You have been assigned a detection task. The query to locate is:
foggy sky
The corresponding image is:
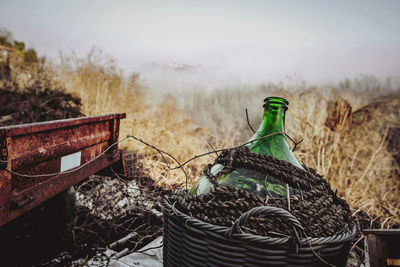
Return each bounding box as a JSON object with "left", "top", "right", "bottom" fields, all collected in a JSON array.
[{"left": 1, "top": 0, "right": 399, "bottom": 90}]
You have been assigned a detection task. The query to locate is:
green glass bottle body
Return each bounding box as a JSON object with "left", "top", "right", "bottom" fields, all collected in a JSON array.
[{"left": 188, "top": 97, "right": 303, "bottom": 197}]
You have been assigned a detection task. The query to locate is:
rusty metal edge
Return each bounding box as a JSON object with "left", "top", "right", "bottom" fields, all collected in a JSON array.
[
  {"left": 0, "top": 113, "right": 127, "bottom": 137},
  {"left": 0, "top": 150, "right": 124, "bottom": 227}
]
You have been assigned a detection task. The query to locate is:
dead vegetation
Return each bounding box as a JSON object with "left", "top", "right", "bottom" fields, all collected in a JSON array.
[
  {"left": 0, "top": 49, "right": 167, "bottom": 265},
  {"left": 1, "top": 43, "right": 399, "bottom": 265},
  {"left": 0, "top": 48, "right": 83, "bottom": 126},
  {"left": 325, "top": 96, "right": 353, "bottom": 132},
  {"left": 291, "top": 92, "right": 400, "bottom": 229},
  {"left": 57, "top": 48, "right": 400, "bottom": 229},
  {"left": 0, "top": 88, "right": 83, "bottom": 126},
  {"left": 177, "top": 86, "right": 400, "bottom": 229},
  {"left": 57, "top": 49, "right": 215, "bottom": 189},
  {"left": 67, "top": 154, "right": 166, "bottom": 265}
]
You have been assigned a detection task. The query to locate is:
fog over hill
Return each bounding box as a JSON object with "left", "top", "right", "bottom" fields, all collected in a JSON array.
[
  {"left": 125, "top": 44, "right": 400, "bottom": 94},
  {"left": 1, "top": 0, "right": 399, "bottom": 93}
]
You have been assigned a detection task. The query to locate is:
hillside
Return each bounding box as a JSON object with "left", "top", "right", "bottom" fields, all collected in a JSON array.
[{"left": 0, "top": 35, "right": 399, "bottom": 265}]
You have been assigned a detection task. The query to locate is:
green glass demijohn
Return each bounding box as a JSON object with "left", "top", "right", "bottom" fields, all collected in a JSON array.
[{"left": 188, "top": 97, "right": 303, "bottom": 197}]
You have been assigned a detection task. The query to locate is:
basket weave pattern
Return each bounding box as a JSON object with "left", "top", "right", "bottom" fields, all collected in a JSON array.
[
  {"left": 163, "top": 147, "right": 355, "bottom": 266},
  {"left": 163, "top": 197, "right": 356, "bottom": 266}
]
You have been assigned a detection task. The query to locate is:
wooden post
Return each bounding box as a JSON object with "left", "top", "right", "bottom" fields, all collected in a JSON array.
[{"left": 364, "top": 229, "right": 400, "bottom": 267}]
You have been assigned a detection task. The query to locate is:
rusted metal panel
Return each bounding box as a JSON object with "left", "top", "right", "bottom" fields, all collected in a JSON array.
[
  {"left": 7, "top": 117, "right": 112, "bottom": 168},
  {"left": 0, "top": 113, "right": 126, "bottom": 227},
  {"left": 0, "top": 113, "right": 125, "bottom": 137},
  {"left": 10, "top": 130, "right": 111, "bottom": 170},
  {"left": 11, "top": 141, "right": 110, "bottom": 192},
  {"left": 1, "top": 151, "right": 123, "bottom": 225}
]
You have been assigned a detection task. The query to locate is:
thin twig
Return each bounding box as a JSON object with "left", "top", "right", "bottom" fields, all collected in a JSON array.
[
  {"left": 39, "top": 97, "right": 67, "bottom": 107},
  {"left": 127, "top": 135, "right": 189, "bottom": 190},
  {"left": 136, "top": 244, "right": 163, "bottom": 254},
  {"left": 265, "top": 196, "right": 269, "bottom": 205},
  {"left": 286, "top": 135, "right": 303, "bottom": 152},
  {"left": 245, "top": 108, "right": 256, "bottom": 133},
  {"left": 5, "top": 131, "right": 301, "bottom": 192},
  {"left": 306, "top": 238, "right": 337, "bottom": 267},
  {"left": 349, "top": 235, "right": 364, "bottom": 254},
  {"left": 167, "top": 132, "right": 285, "bottom": 170},
  {"left": 264, "top": 174, "right": 280, "bottom": 205},
  {"left": 207, "top": 140, "right": 219, "bottom": 157},
  {"left": 5, "top": 136, "right": 133, "bottom": 178}
]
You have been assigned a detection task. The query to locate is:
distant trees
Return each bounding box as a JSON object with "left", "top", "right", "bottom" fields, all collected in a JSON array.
[
  {"left": 0, "top": 28, "right": 38, "bottom": 64},
  {"left": 13, "top": 40, "right": 25, "bottom": 51},
  {"left": 24, "top": 48, "right": 38, "bottom": 64}
]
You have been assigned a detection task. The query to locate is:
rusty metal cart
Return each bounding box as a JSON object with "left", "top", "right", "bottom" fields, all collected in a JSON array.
[{"left": 0, "top": 113, "right": 126, "bottom": 227}]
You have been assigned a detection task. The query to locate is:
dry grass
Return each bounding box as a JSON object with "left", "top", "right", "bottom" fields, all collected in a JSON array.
[
  {"left": 58, "top": 49, "right": 400, "bottom": 228},
  {"left": 179, "top": 85, "right": 400, "bottom": 228},
  {"left": 286, "top": 91, "right": 400, "bottom": 228},
  {"left": 58, "top": 49, "right": 227, "bottom": 188}
]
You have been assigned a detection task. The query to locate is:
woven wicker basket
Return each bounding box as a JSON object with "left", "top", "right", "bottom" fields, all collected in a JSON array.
[{"left": 163, "top": 196, "right": 356, "bottom": 267}]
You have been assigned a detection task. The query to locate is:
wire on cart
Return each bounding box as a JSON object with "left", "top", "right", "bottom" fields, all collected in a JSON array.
[{"left": 4, "top": 136, "right": 131, "bottom": 178}]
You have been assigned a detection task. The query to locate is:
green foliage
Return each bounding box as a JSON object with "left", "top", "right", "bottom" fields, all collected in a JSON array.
[
  {"left": 13, "top": 40, "right": 25, "bottom": 51},
  {"left": 24, "top": 48, "right": 38, "bottom": 64},
  {"left": 0, "top": 29, "right": 39, "bottom": 66}
]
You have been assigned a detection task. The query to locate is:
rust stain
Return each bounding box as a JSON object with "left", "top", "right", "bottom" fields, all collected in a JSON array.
[
  {"left": 0, "top": 113, "right": 126, "bottom": 227},
  {"left": 0, "top": 113, "right": 126, "bottom": 137}
]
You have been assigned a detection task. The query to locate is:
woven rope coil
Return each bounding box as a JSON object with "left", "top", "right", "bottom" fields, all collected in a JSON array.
[
  {"left": 169, "top": 146, "right": 352, "bottom": 238},
  {"left": 163, "top": 146, "right": 355, "bottom": 266}
]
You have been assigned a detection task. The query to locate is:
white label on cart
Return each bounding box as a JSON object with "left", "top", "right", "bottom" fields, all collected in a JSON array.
[{"left": 60, "top": 152, "right": 81, "bottom": 172}]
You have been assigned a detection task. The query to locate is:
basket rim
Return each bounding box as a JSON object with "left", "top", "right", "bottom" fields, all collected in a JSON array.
[{"left": 163, "top": 195, "right": 356, "bottom": 247}]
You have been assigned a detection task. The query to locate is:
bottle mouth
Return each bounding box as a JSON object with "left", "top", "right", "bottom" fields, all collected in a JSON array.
[{"left": 263, "top": 97, "right": 289, "bottom": 110}]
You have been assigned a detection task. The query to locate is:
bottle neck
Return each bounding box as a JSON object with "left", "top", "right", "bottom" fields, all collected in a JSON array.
[
  {"left": 248, "top": 101, "right": 303, "bottom": 169},
  {"left": 249, "top": 105, "right": 286, "bottom": 145},
  {"left": 258, "top": 105, "right": 286, "bottom": 136}
]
